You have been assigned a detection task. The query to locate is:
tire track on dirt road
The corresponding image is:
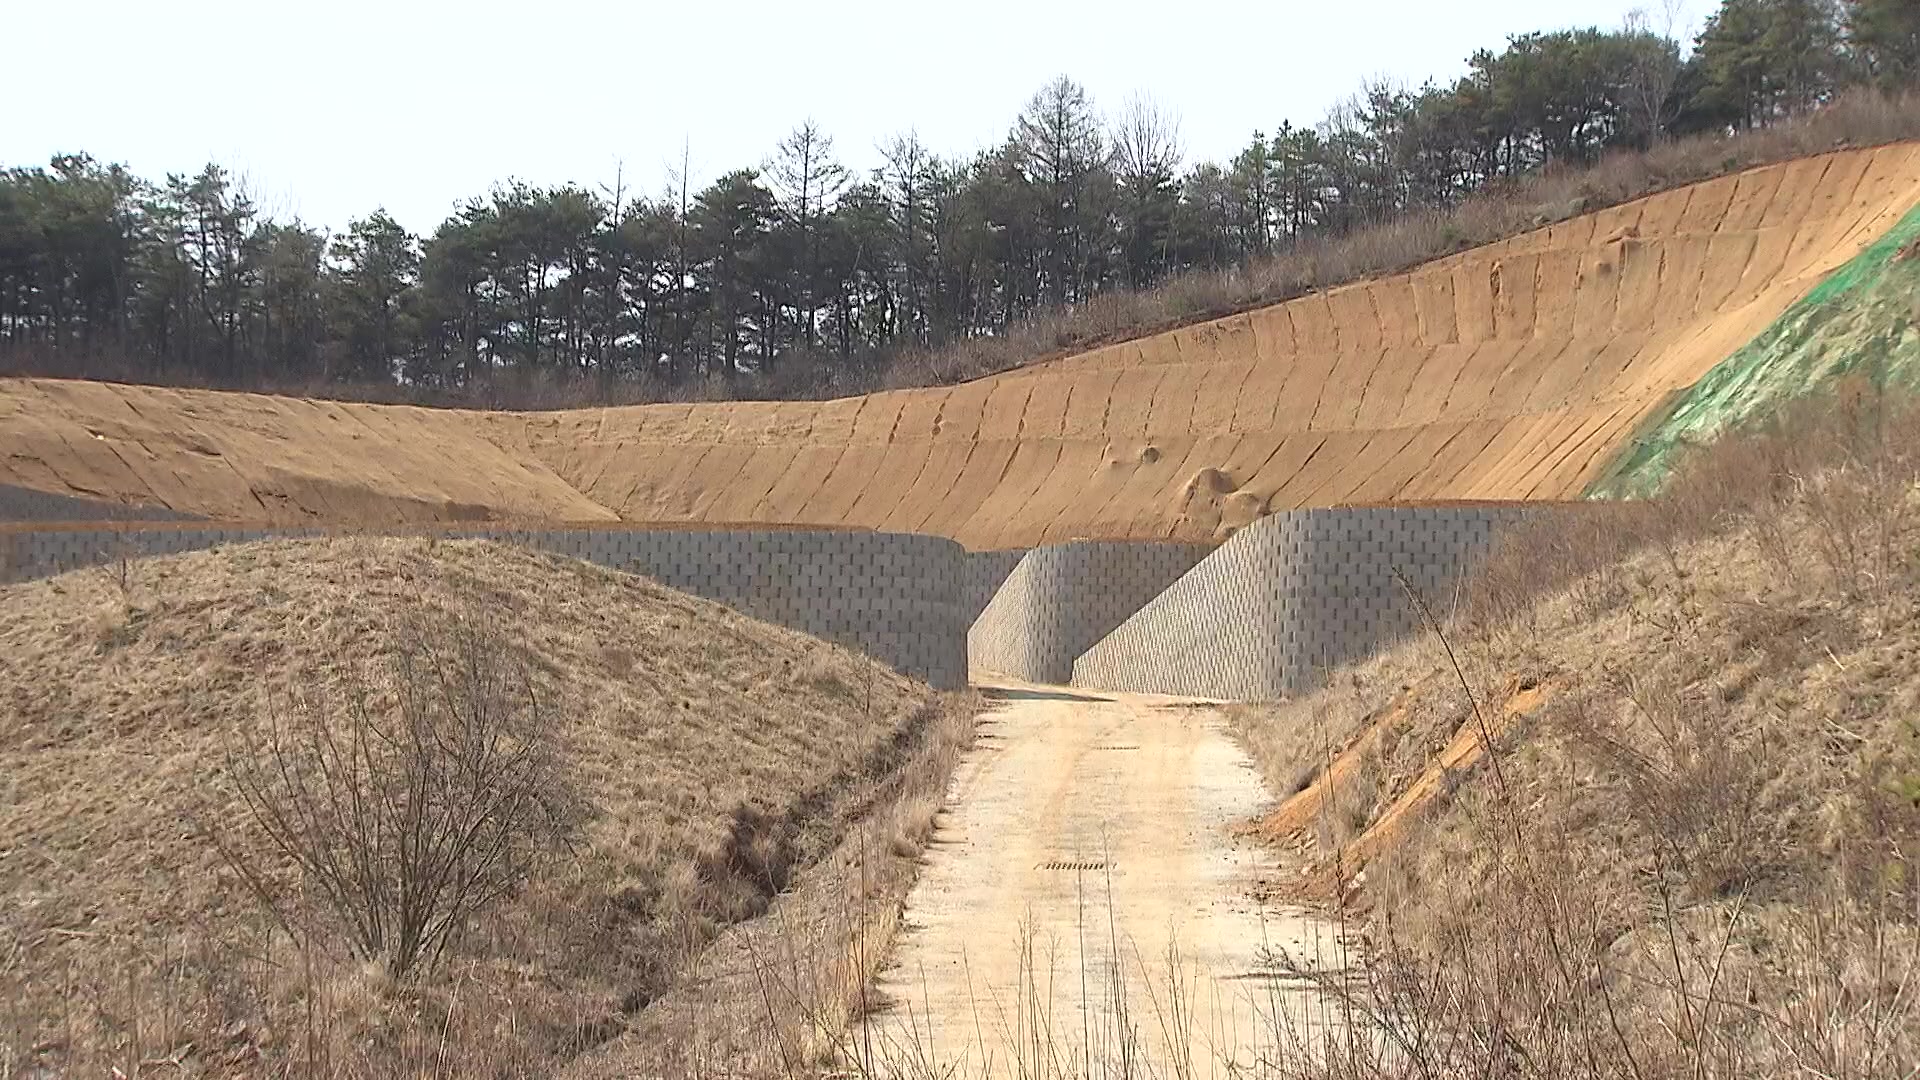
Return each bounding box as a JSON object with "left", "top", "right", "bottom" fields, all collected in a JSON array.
[{"left": 859, "top": 680, "right": 1348, "bottom": 1076}]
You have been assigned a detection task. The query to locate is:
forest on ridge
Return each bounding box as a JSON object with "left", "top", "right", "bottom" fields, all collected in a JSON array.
[{"left": 2, "top": 0, "right": 1917, "bottom": 405}]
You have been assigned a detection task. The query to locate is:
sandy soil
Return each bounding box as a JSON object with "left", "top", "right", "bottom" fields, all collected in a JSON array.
[
  {"left": 7, "top": 145, "right": 1916, "bottom": 547},
  {"left": 857, "top": 679, "right": 1347, "bottom": 1076}
]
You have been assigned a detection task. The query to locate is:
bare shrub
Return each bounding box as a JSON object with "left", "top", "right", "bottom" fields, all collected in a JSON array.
[
  {"left": 217, "top": 609, "right": 576, "bottom": 980},
  {"left": 1575, "top": 672, "right": 1783, "bottom": 900},
  {"left": 1464, "top": 502, "right": 1662, "bottom": 632},
  {"left": 97, "top": 533, "right": 137, "bottom": 597},
  {"left": 1286, "top": 864, "right": 1919, "bottom": 1080},
  {"left": 1786, "top": 390, "right": 1920, "bottom": 605}
]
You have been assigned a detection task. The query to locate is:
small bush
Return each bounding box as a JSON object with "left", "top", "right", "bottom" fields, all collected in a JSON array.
[{"left": 218, "top": 609, "right": 576, "bottom": 980}]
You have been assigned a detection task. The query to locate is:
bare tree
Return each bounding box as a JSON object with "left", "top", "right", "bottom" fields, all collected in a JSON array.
[
  {"left": 1016, "top": 76, "right": 1109, "bottom": 303},
  {"left": 1110, "top": 94, "right": 1186, "bottom": 284},
  {"left": 1623, "top": 3, "right": 1689, "bottom": 144},
  {"left": 878, "top": 132, "right": 936, "bottom": 346},
  {"left": 1110, "top": 94, "right": 1184, "bottom": 191},
  {"left": 665, "top": 138, "right": 696, "bottom": 381}
]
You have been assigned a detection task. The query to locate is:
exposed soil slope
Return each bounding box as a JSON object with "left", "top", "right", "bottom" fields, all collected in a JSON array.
[
  {"left": 0, "top": 538, "right": 947, "bottom": 1075},
  {"left": 1594, "top": 201, "right": 1920, "bottom": 495},
  {"left": 0, "top": 379, "right": 615, "bottom": 523},
  {"left": 4, "top": 145, "right": 1917, "bottom": 548}
]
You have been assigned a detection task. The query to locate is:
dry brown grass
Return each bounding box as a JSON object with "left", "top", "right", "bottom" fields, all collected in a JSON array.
[
  {"left": 1229, "top": 387, "right": 1920, "bottom": 1077},
  {"left": 0, "top": 536, "right": 970, "bottom": 1077},
  {"left": 566, "top": 686, "right": 978, "bottom": 1078}
]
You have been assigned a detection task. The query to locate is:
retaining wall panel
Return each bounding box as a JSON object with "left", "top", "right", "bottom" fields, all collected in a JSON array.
[
  {"left": 1, "top": 524, "right": 970, "bottom": 689},
  {"left": 0, "top": 483, "right": 199, "bottom": 524},
  {"left": 1070, "top": 506, "right": 1535, "bottom": 700},
  {"left": 967, "top": 540, "right": 1214, "bottom": 684}
]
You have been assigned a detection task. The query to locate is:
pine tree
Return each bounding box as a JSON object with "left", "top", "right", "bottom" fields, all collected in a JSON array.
[
  {"left": 878, "top": 133, "right": 937, "bottom": 346},
  {"left": 1845, "top": 0, "right": 1920, "bottom": 87},
  {"left": 770, "top": 122, "right": 849, "bottom": 357},
  {"left": 328, "top": 211, "right": 420, "bottom": 382},
  {"left": 1015, "top": 76, "right": 1108, "bottom": 304}
]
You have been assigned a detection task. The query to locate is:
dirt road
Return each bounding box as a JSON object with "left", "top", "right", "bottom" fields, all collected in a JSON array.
[{"left": 858, "top": 681, "right": 1345, "bottom": 1076}]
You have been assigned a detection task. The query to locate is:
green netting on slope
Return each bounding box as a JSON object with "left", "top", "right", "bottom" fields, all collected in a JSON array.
[{"left": 1588, "top": 203, "right": 1920, "bottom": 498}]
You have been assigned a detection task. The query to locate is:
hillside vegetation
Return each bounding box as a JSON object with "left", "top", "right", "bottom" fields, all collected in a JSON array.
[
  {"left": 12, "top": 135, "right": 1919, "bottom": 546},
  {"left": 0, "top": 538, "right": 969, "bottom": 1076},
  {"left": 1233, "top": 389, "right": 1920, "bottom": 1077},
  {"left": 4, "top": 0, "right": 1918, "bottom": 405},
  {"left": 1595, "top": 201, "right": 1920, "bottom": 495}
]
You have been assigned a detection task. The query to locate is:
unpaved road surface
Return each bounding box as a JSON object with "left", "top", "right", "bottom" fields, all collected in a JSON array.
[{"left": 859, "top": 681, "right": 1345, "bottom": 1076}]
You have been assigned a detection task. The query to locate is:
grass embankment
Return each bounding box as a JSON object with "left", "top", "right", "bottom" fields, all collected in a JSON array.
[
  {"left": 1234, "top": 389, "right": 1920, "bottom": 1077},
  {"left": 0, "top": 537, "right": 974, "bottom": 1077}
]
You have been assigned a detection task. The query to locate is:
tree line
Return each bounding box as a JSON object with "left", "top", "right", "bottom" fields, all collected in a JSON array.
[{"left": 2, "top": 0, "right": 1915, "bottom": 401}]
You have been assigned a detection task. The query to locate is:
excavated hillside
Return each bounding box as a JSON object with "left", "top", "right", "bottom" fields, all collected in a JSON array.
[{"left": 4, "top": 144, "right": 1918, "bottom": 548}]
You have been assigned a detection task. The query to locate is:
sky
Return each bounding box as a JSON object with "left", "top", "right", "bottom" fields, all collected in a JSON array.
[{"left": 8, "top": 0, "right": 1700, "bottom": 236}]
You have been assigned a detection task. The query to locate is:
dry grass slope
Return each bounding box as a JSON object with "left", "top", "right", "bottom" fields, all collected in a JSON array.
[
  {"left": 1230, "top": 392, "right": 1920, "bottom": 1077},
  {"left": 0, "top": 537, "right": 966, "bottom": 1077}
]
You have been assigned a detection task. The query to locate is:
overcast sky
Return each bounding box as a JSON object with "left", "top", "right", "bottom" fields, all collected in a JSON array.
[{"left": 9, "top": 0, "right": 1699, "bottom": 235}]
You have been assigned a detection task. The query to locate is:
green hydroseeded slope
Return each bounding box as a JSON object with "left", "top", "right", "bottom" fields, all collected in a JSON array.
[{"left": 1590, "top": 203, "right": 1920, "bottom": 498}]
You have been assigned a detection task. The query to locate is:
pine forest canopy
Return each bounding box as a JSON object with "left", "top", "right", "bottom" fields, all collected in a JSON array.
[{"left": 2, "top": 0, "right": 1916, "bottom": 404}]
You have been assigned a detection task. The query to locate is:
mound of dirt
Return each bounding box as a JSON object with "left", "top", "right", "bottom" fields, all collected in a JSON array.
[
  {"left": 5, "top": 145, "right": 1917, "bottom": 548},
  {"left": 0, "top": 537, "right": 948, "bottom": 1074}
]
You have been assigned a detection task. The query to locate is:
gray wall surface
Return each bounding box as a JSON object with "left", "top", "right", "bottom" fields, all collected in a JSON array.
[
  {"left": 967, "top": 540, "right": 1213, "bottom": 684},
  {"left": 0, "top": 524, "right": 970, "bottom": 689},
  {"left": 4, "top": 504, "right": 1538, "bottom": 699},
  {"left": 1071, "top": 507, "right": 1530, "bottom": 700},
  {"left": 962, "top": 549, "right": 1027, "bottom": 626},
  {"left": 0, "top": 483, "right": 198, "bottom": 523}
]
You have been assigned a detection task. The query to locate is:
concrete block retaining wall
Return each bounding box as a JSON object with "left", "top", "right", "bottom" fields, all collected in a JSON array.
[
  {"left": 962, "top": 549, "right": 1028, "bottom": 625},
  {"left": 0, "top": 483, "right": 198, "bottom": 523},
  {"left": 1, "top": 503, "right": 1539, "bottom": 699},
  {"left": 967, "top": 541, "right": 1214, "bottom": 684},
  {"left": 1071, "top": 507, "right": 1531, "bottom": 700},
  {"left": 0, "top": 524, "right": 970, "bottom": 689}
]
